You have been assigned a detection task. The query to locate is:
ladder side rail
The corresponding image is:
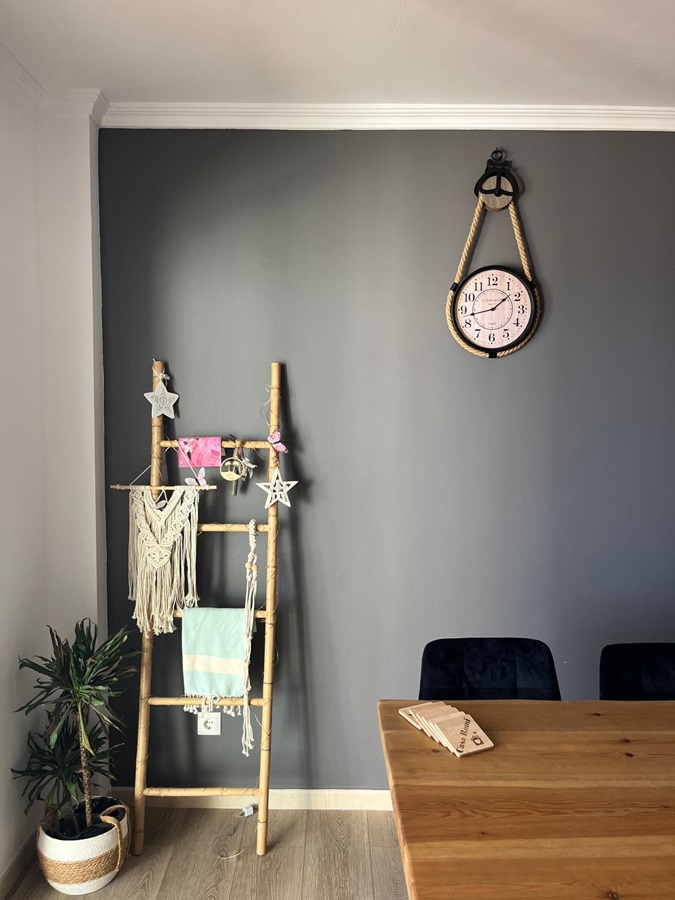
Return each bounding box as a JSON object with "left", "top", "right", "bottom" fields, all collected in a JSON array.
[
  {"left": 132, "top": 360, "right": 165, "bottom": 855},
  {"left": 257, "top": 361, "right": 281, "bottom": 855}
]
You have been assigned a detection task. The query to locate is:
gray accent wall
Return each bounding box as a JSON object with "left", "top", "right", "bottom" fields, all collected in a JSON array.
[{"left": 100, "top": 130, "right": 675, "bottom": 790}]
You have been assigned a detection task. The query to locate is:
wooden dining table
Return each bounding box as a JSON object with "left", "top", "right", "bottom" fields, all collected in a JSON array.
[{"left": 378, "top": 699, "right": 675, "bottom": 900}]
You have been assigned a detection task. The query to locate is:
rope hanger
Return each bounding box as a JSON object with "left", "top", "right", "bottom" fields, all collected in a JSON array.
[{"left": 445, "top": 149, "right": 542, "bottom": 359}]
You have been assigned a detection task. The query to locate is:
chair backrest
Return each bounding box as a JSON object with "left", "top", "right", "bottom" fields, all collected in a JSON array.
[
  {"left": 599, "top": 643, "right": 675, "bottom": 700},
  {"left": 419, "top": 637, "right": 561, "bottom": 701}
]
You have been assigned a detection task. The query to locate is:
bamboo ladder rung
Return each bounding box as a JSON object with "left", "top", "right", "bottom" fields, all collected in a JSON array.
[
  {"left": 110, "top": 484, "right": 216, "bottom": 491},
  {"left": 148, "top": 696, "right": 265, "bottom": 707},
  {"left": 143, "top": 787, "right": 259, "bottom": 798},
  {"left": 173, "top": 609, "right": 268, "bottom": 619},
  {"left": 160, "top": 440, "right": 272, "bottom": 450},
  {"left": 199, "top": 523, "right": 270, "bottom": 533}
]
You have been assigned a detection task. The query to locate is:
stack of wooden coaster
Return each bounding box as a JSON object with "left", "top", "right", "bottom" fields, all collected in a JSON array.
[{"left": 399, "top": 702, "right": 494, "bottom": 756}]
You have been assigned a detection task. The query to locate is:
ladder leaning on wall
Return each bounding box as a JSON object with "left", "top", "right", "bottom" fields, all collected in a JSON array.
[{"left": 117, "top": 360, "right": 283, "bottom": 857}]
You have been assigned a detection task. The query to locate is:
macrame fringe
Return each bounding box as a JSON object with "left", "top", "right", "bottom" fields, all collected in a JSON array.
[
  {"left": 241, "top": 519, "right": 258, "bottom": 756},
  {"left": 128, "top": 486, "right": 200, "bottom": 635}
]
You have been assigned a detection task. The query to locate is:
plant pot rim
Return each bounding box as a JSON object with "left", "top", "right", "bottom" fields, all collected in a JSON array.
[{"left": 39, "top": 800, "right": 127, "bottom": 847}]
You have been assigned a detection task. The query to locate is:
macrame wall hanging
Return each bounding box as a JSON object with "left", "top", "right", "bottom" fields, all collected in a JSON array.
[
  {"left": 128, "top": 485, "right": 200, "bottom": 634},
  {"left": 446, "top": 148, "right": 542, "bottom": 359}
]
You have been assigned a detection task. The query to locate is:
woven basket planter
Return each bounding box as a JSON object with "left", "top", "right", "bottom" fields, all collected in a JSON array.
[{"left": 37, "top": 802, "right": 129, "bottom": 895}]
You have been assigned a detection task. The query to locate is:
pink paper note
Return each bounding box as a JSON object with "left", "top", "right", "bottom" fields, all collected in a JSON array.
[{"left": 177, "top": 436, "right": 222, "bottom": 468}]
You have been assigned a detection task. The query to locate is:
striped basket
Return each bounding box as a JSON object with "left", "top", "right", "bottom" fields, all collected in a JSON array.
[{"left": 37, "top": 803, "right": 129, "bottom": 895}]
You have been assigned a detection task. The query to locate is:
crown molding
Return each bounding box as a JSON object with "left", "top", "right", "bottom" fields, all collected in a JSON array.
[
  {"left": 0, "top": 41, "right": 44, "bottom": 113},
  {"left": 40, "top": 89, "right": 110, "bottom": 124},
  {"left": 101, "top": 102, "right": 675, "bottom": 131}
]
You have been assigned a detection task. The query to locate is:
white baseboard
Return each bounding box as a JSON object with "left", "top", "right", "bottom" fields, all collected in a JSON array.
[
  {"left": 114, "top": 787, "right": 392, "bottom": 812},
  {"left": 1, "top": 829, "right": 36, "bottom": 900}
]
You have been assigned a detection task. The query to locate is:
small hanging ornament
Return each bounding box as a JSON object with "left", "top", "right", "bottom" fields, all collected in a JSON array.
[
  {"left": 144, "top": 380, "right": 179, "bottom": 418},
  {"left": 220, "top": 436, "right": 254, "bottom": 497},
  {"left": 267, "top": 430, "right": 288, "bottom": 454},
  {"left": 220, "top": 455, "right": 247, "bottom": 496},
  {"left": 256, "top": 466, "right": 298, "bottom": 509},
  {"left": 185, "top": 467, "right": 207, "bottom": 487}
]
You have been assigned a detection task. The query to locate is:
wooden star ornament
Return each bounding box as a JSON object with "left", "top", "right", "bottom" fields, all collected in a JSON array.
[
  {"left": 144, "top": 381, "right": 179, "bottom": 419},
  {"left": 256, "top": 467, "right": 298, "bottom": 509}
]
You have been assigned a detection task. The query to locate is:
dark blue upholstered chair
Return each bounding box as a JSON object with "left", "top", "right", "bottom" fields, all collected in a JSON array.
[
  {"left": 599, "top": 643, "right": 675, "bottom": 700},
  {"left": 419, "top": 637, "right": 561, "bottom": 701}
]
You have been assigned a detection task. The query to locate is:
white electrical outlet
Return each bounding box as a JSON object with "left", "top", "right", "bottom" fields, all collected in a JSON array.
[{"left": 197, "top": 711, "right": 222, "bottom": 735}]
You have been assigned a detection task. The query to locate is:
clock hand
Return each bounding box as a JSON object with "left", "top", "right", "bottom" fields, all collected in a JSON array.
[{"left": 470, "top": 296, "right": 511, "bottom": 317}]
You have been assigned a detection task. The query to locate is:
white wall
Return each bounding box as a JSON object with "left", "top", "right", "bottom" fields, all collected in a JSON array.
[
  {"left": 0, "top": 57, "right": 48, "bottom": 887},
  {"left": 37, "top": 106, "right": 107, "bottom": 634},
  {"left": 0, "top": 53, "right": 106, "bottom": 889}
]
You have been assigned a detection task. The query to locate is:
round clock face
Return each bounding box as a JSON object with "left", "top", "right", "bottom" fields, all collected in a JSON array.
[{"left": 451, "top": 266, "right": 536, "bottom": 355}]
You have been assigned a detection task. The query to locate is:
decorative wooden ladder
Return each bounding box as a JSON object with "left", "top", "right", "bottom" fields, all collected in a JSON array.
[{"left": 129, "top": 359, "right": 282, "bottom": 857}]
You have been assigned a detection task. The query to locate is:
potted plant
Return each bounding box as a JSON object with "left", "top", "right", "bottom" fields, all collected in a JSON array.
[{"left": 13, "top": 619, "right": 137, "bottom": 894}]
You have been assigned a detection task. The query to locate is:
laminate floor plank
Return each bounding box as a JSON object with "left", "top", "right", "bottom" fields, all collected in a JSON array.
[
  {"left": 10, "top": 810, "right": 403, "bottom": 900},
  {"left": 301, "top": 810, "right": 374, "bottom": 900},
  {"left": 154, "top": 808, "right": 244, "bottom": 900},
  {"left": 144, "top": 806, "right": 189, "bottom": 846},
  {"left": 99, "top": 842, "right": 175, "bottom": 900},
  {"left": 366, "top": 811, "right": 398, "bottom": 849},
  {"left": 367, "top": 812, "right": 408, "bottom": 900},
  {"left": 227, "top": 812, "right": 307, "bottom": 900},
  {"left": 370, "top": 848, "right": 408, "bottom": 900}
]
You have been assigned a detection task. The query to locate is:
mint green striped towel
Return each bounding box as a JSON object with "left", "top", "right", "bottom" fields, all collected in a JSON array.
[
  {"left": 182, "top": 607, "right": 249, "bottom": 699},
  {"left": 182, "top": 607, "right": 256, "bottom": 756}
]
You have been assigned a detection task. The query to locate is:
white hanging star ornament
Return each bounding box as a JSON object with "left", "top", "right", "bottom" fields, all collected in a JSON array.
[
  {"left": 144, "top": 381, "right": 179, "bottom": 418},
  {"left": 256, "top": 467, "right": 298, "bottom": 509}
]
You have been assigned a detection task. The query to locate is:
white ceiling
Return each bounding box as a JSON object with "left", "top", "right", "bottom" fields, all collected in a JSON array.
[{"left": 1, "top": 0, "right": 674, "bottom": 106}]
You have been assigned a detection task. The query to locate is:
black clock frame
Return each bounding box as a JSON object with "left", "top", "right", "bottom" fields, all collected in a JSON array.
[{"left": 451, "top": 264, "right": 538, "bottom": 358}]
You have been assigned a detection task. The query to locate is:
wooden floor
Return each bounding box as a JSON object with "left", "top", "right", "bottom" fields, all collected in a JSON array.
[{"left": 10, "top": 809, "right": 408, "bottom": 900}]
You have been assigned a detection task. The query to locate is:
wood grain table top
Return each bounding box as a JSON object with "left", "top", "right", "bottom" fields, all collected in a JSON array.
[{"left": 378, "top": 699, "right": 675, "bottom": 900}]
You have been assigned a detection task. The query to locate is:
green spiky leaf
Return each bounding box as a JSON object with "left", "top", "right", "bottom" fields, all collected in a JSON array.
[{"left": 13, "top": 620, "right": 138, "bottom": 824}]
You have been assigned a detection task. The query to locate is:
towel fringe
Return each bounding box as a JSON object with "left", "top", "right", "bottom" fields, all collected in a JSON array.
[{"left": 240, "top": 519, "right": 258, "bottom": 756}]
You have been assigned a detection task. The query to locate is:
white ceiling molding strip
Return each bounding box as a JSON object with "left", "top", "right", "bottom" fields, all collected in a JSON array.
[
  {"left": 40, "top": 90, "right": 110, "bottom": 125},
  {"left": 0, "top": 40, "right": 44, "bottom": 113},
  {"left": 102, "top": 103, "right": 675, "bottom": 131}
]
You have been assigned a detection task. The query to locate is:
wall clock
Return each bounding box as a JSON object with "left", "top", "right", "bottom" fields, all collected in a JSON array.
[
  {"left": 446, "top": 149, "right": 541, "bottom": 359},
  {"left": 451, "top": 265, "right": 536, "bottom": 354}
]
